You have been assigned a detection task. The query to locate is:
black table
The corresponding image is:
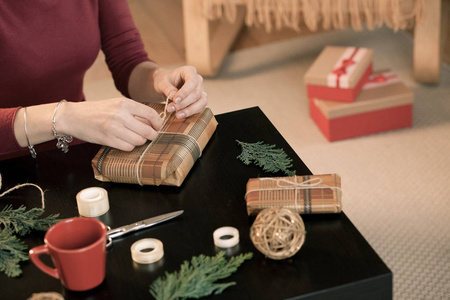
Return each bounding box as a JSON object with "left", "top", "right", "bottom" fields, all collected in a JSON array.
[{"left": 0, "top": 107, "right": 392, "bottom": 300}]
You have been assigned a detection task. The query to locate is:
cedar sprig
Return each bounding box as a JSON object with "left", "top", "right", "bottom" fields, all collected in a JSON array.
[
  {"left": 149, "top": 251, "right": 253, "bottom": 300},
  {"left": 0, "top": 229, "right": 29, "bottom": 277},
  {"left": 0, "top": 204, "right": 60, "bottom": 235},
  {"left": 0, "top": 205, "right": 60, "bottom": 277},
  {"left": 236, "top": 140, "right": 296, "bottom": 176}
]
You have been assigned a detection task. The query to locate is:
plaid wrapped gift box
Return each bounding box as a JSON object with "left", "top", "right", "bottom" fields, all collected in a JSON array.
[
  {"left": 91, "top": 103, "right": 218, "bottom": 186},
  {"left": 245, "top": 174, "right": 342, "bottom": 216},
  {"left": 304, "top": 46, "right": 373, "bottom": 102},
  {"left": 309, "top": 70, "right": 414, "bottom": 141}
]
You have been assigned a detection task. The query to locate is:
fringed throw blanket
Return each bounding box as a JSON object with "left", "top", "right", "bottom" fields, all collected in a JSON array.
[
  {"left": 202, "top": 0, "right": 424, "bottom": 32},
  {"left": 92, "top": 104, "right": 218, "bottom": 186}
]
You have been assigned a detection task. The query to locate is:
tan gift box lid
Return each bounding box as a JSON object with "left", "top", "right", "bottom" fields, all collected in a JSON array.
[{"left": 304, "top": 46, "right": 373, "bottom": 89}]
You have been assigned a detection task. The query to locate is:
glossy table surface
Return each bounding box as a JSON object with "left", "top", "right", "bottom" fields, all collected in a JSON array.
[{"left": 0, "top": 107, "right": 392, "bottom": 300}]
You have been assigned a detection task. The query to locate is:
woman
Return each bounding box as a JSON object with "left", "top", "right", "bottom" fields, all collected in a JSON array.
[{"left": 0, "top": 0, "right": 207, "bottom": 159}]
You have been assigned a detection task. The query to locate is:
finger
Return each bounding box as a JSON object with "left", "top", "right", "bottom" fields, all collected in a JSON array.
[
  {"left": 107, "top": 136, "right": 140, "bottom": 152},
  {"left": 123, "top": 116, "right": 160, "bottom": 141},
  {"left": 125, "top": 101, "right": 163, "bottom": 131},
  {"left": 96, "top": 123, "right": 146, "bottom": 152},
  {"left": 174, "top": 92, "right": 208, "bottom": 119},
  {"left": 167, "top": 87, "right": 201, "bottom": 112},
  {"left": 173, "top": 68, "right": 203, "bottom": 103}
]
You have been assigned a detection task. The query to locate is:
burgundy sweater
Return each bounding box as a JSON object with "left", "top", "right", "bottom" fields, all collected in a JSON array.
[{"left": 0, "top": 0, "right": 150, "bottom": 159}]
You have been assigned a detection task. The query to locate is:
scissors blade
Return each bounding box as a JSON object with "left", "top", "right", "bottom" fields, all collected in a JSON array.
[{"left": 107, "top": 210, "right": 184, "bottom": 239}]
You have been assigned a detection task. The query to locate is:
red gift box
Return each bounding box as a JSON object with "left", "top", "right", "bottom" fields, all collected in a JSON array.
[
  {"left": 304, "top": 46, "right": 373, "bottom": 102},
  {"left": 310, "top": 70, "right": 414, "bottom": 141}
]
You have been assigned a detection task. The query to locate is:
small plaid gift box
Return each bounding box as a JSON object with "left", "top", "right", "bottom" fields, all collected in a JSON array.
[{"left": 245, "top": 174, "right": 342, "bottom": 216}]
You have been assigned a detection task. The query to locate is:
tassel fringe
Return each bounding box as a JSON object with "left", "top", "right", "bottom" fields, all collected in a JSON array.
[{"left": 202, "top": 0, "right": 424, "bottom": 32}]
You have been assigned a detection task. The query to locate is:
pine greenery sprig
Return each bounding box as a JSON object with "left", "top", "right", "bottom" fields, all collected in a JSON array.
[
  {"left": 0, "top": 229, "right": 29, "bottom": 277},
  {"left": 149, "top": 251, "right": 253, "bottom": 300},
  {"left": 0, "top": 205, "right": 60, "bottom": 235},
  {"left": 0, "top": 205, "right": 60, "bottom": 277},
  {"left": 236, "top": 140, "right": 296, "bottom": 176}
]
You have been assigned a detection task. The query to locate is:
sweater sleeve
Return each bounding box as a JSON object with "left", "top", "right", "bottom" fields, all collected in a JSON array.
[
  {"left": 0, "top": 107, "right": 24, "bottom": 156},
  {"left": 99, "top": 0, "right": 151, "bottom": 98}
]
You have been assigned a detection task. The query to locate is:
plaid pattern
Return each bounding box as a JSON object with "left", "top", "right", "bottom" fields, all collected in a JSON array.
[
  {"left": 245, "top": 174, "right": 342, "bottom": 215},
  {"left": 92, "top": 104, "right": 218, "bottom": 186}
]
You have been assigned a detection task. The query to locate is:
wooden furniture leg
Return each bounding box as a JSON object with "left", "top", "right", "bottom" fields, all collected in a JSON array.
[
  {"left": 414, "top": 0, "right": 442, "bottom": 83},
  {"left": 182, "top": 0, "right": 245, "bottom": 76}
]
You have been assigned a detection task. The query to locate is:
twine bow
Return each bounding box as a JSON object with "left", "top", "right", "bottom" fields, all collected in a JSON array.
[{"left": 262, "top": 176, "right": 341, "bottom": 191}]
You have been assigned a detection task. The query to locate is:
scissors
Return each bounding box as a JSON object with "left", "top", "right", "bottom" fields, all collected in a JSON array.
[{"left": 106, "top": 210, "right": 184, "bottom": 248}]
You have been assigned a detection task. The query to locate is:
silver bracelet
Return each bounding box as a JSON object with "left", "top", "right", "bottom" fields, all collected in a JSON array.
[
  {"left": 52, "top": 100, "right": 73, "bottom": 153},
  {"left": 23, "top": 107, "right": 37, "bottom": 158}
]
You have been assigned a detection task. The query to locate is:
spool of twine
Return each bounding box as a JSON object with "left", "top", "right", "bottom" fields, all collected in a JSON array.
[{"left": 250, "top": 207, "right": 306, "bottom": 260}]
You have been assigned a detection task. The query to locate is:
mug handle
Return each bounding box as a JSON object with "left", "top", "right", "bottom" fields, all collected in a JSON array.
[{"left": 29, "top": 245, "right": 59, "bottom": 279}]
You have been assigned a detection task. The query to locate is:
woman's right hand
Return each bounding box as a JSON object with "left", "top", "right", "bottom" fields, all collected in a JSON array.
[{"left": 58, "top": 98, "right": 163, "bottom": 151}]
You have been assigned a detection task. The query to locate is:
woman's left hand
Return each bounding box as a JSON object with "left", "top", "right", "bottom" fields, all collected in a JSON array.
[{"left": 153, "top": 66, "right": 208, "bottom": 119}]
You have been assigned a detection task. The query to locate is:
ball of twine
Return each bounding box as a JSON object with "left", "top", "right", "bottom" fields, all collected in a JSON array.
[{"left": 250, "top": 207, "right": 306, "bottom": 260}]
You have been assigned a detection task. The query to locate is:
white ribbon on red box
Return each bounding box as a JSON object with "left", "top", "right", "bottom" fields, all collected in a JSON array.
[
  {"left": 327, "top": 47, "right": 368, "bottom": 89},
  {"left": 363, "top": 71, "right": 400, "bottom": 90}
]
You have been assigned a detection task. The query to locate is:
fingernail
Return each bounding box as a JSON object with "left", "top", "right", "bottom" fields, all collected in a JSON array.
[
  {"left": 168, "top": 106, "right": 176, "bottom": 113},
  {"left": 177, "top": 112, "right": 185, "bottom": 119},
  {"left": 174, "top": 97, "right": 181, "bottom": 104}
]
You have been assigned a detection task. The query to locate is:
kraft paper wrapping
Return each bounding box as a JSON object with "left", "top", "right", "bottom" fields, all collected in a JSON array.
[
  {"left": 304, "top": 46, "right": 373, "bottom": 89},
  {"left": 91, "top": 103, "right": 218, "bottom": 186},
  {"left": 314, "top": 70, "right": 414, "bottom": 119},
  {"left": 245, "top": 174, "right": 342, "bottom": 216}
]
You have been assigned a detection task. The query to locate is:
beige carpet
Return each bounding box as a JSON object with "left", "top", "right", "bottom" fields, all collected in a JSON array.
[
  {"left": 84, "top": 27, "right": 450, "bottom": 299},
  {"left": 203, "top": 28, "right": 450, "bottom": 300}
]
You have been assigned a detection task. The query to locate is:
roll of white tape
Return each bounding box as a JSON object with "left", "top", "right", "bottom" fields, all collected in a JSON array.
[
  {"left": 76, "top": 187, "right": 109, "bottom": 217},
  {"left": 213, "top": 226, "right": 239, "bottom": 248},
  {"left": 131, "top": 239, "right": 164, "bottom": 264}
]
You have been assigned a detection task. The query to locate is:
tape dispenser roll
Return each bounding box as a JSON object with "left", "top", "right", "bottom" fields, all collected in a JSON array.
[
  {"left": 131, "top": 239, "right": 164, "bottom": 264},
  {"left": 213, "top": 226, "right": 240, "bottom": 248},
  {"left": 76, "top": 187, "right": 109, "bottom": 217}
]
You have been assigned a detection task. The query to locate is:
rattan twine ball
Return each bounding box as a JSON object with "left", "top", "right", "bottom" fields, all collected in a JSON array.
[{"left": 250, "top": 208, "right": 306, "bottom": 260}]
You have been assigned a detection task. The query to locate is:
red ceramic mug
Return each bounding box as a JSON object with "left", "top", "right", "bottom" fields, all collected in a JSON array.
[{"left": 29, "top": 217, "right": 107, "bottom": 291}]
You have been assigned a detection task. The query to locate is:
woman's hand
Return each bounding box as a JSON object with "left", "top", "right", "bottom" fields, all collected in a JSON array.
[
  {"left": 59, "top": 98, "right": 163, "bottom": 151},
  {"left": 152, "top": 66, "right": 208, "bottom": 119}
]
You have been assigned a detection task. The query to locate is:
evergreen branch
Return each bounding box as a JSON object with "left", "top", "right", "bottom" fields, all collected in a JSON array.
[
  {"left": 0, "top": 205, "right": 60, "bottom": 236},
  {"left": 0, "top": 205, "right": 60, "bottom": 277},
  {"left": 236, "top": 140, "right": 296, "bottom": 176},
  {"left": 149, "top": 252, "right": 253, "bottom": 300},
  {"left": 0, "top": 229, "right": 29, "bottom": 277}
]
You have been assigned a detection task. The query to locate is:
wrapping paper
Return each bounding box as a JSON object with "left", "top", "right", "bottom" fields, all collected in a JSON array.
[
  {"left": 92, "top": 103, "right": 218, "bottom": 186},
  {"left": 310, "top": 70, "right": 414, "bottom": 141},
  {"left": 304, "top": 46, "right": 373, "bottom": 102},
  {"left": 245, "top": 174, "right": 342, "bottom": 215}
]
